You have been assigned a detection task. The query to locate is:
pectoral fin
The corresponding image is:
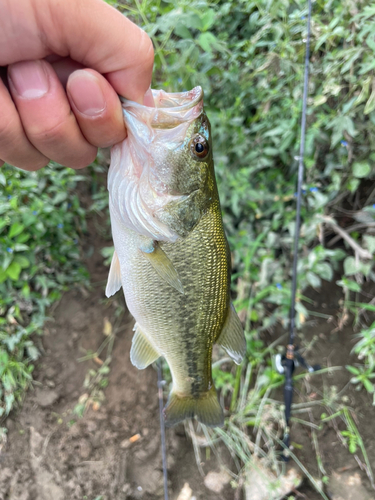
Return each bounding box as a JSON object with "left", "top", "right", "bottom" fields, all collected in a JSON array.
[
  {"left": 105, "top": 250, "right": 122, "bottom": 298},
  {"left": 216, "top": 303, "right": 246, "bottom": 365},
  {"left": 141, "top": 242, "right": 184, "bottom": 294},
  {"left": 130, "top": 323, "right": 160, "bottom": 369}
]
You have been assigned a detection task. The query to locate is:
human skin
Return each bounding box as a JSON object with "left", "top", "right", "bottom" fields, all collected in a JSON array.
[{"left": 0, "top": 0, "right": 154, "bottom": 171}]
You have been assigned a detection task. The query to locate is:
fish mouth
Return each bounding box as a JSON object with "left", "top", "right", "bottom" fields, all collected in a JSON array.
[
  {"left": 120, "top": 86, "right": 204, "bottom": 129},
  {"left": 150, "top": 86, "right": 203, "bottom": 111}
]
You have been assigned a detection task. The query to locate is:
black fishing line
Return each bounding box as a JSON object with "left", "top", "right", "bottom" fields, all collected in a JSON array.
[
  {"left": 157, "top": 359, "right": 169, "bottom": 500},
  {"left": 282, "top": 0, "right": 313, "bottom": 455}
]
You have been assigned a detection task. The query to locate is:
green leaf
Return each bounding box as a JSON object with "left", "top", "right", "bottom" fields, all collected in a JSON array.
[
  {"left": 306, "top": 271, "right": 321, "bottom": 288},
  {"left": 0, "top": 172, "right": 6, "bottom": 186},
  {"left": 315, "top": 262, "right": 333, "bottom": 281},
  {"left": 346, "top": 365, "right": 360, "bottom": 375},
  {"left": 174, "top": 24, "right": 192, "bottom": 39},
  {"left": 349, "top": 440, "right": 357, "bottom": 454},
  {"left": 363, "top": 378, "right": 374, "bottom": 393},
  {"left": 14, "top": 243, "right": 29, "bottom": 252},
  {"left": 6, "top": 261, "right": 21, "bottom": 281},
  {"left": 52, "top": 192, "right": 67, "bottom": 205},
  {"left": 347, "top": 178, "right": 360, "bottom": 193},
  {"left": 364, "top": 235, "right": 375, "bottom": 254},
  {"left": 13, "top": 255, "right": 30, "bottom": 269},
  {"left": 313, "top": 95, "right": 327, "bottom": 106},
  {"left": 26, "top": 345, "right": 39, "bottom": 361},
  {"left": 5, "top": 394, "right": 15, "bottom": 415},
  {"left": 197, "top": 32, "right": 219, "bottom": 53},
  {"left": 0, "top": 351, "right": 9, "bottom": 378},
  {"left": 8, "top": 222, "right": 25, "bottom": 239},
  {"left": 364, "top": 87, "right": 375, "bottom": 115},
  {"left": 344, "top": 256, "right": 361, "bottom": 276},
  {"left": 200, "top": 9, "right": 215, "bottom": 31},
  {"left": 1, "top": 253, "right": 13, "bottom": 271},
  {"left": 337, "top": 279, "right": 361, "bottom": 292},
  {"left": 0, "top": 269, "right": 7, "bottom": 284},
  {"left": 352, "top": 162, "right": 371, "bottom": 178}
]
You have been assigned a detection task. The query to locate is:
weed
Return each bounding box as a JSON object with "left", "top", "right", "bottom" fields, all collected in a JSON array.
[
  {"left": 73, "top": 310, "right": 127, "bottom": 416},
  {"left": 0, "top": 163, "right": 89, "bottom": 418}
]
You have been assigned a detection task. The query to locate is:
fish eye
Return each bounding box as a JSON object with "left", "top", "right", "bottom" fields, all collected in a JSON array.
[{"left": 190, "top": 134, "right": 209, "bottom": 159}]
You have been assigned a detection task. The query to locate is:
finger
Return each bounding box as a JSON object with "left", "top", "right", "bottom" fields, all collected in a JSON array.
[
  {"left": 50, "top": 57, "right": 84, "bottom": 88},
  {"left": 67, "top": 69, "right": 126, "bottom": 148},
  {"left": 0, "top": 78, "right": 49, "bottom": 171},
  {"left": 1, "top": 0, "right": 154, "bottom": 103},
  {"left": 143, "top": 88, "right": 155, "bottom": 107},
  {"left": 8, "top": 59, "right": 97, "bottom": 169}
]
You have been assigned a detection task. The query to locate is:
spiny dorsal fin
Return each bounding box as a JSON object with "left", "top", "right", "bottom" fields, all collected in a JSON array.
[
  {"left": 216, "top": 303, "right": 246, "bottom": 365},
  {"left": 130, "top": 323, "right": 160, "bottom": 369},
  {"left": 141, "top": 242, "right": 184, "bottom": 294},
  {"left": 105, "top": 250, "right": 122, "bottom": 298}
]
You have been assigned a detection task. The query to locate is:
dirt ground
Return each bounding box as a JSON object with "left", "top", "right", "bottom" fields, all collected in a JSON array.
[{"left": 1, "top": 186, "right": 375, "bottom": 500}]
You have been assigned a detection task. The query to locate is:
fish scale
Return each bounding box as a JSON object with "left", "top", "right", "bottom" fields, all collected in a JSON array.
[{"left": 106, "top": 87, "right": 246, "bottom": 427}]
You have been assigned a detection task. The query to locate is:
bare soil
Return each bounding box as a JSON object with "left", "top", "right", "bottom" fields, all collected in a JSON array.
[{"left": 1, "top": 184, "right": 375, "bottom": 500}]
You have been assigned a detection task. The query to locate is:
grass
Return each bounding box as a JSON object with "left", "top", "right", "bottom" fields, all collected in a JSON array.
[{"left": 0, "top": 163, "right": 89, "bottom": 427}]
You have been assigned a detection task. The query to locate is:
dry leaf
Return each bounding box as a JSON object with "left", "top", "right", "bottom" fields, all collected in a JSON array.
[
  {"left": 92, "top": 401, "right": 100, "bottom": 411},
  {"left": 129, "top": 433, "right": 141, "bottom": 443},
  {"left": 103, "top": 317, "right": 112, "bottom": 336}
]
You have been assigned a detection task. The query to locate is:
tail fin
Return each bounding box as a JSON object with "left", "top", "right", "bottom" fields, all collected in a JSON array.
[{"left": 163, "top": 386, "right": 224, "bottom": 428}]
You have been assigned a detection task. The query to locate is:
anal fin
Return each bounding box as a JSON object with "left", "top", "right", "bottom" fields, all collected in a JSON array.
[
  {"left": 130, "top": 323, "right": 160, "bottom": 369},
  {"left": 105, "top": 250, "right": 122, "bottom": 298},
  {"left": 163, "top": 386, "right": 224, "bottom": 428},
  {"left": 141, "top": 242, "right": 184, "bottom": 294},
  {"left": 216, "top": 303, "right": 246, "bottom": 365}
]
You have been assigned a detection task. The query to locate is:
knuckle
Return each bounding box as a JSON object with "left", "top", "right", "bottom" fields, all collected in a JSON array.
[
  {"left": 0, "top": 114, "right": 18, "bottom": 143},
  {"left": 28, "top": 115, "right": 70, "bottom": 144}
]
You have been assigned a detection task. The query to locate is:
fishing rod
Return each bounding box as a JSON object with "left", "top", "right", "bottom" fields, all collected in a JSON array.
[
  {"left": 157, "top": 359, "right": 169, "bottom": 500},
  {"left": 274, "top": 0, "right": 320, "bottom": 459}
]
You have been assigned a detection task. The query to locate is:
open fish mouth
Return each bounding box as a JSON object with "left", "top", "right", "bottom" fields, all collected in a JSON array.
[{"left": 119, "top": 86, "right": 204, "bottom": 130}]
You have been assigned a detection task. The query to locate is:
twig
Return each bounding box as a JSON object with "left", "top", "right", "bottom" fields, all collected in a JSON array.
[
  {"left": 323, "top": 217, "right": 372, "bottom": 259},
  {"left": 327, "top": 222, "right": 375, "bottom": 247},
  {"left": 358, "top": 296, "right": 375, "bottom": 320}
]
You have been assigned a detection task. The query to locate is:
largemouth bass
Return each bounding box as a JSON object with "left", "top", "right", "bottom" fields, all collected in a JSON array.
[{"left": 106, "top": 86, "right": 246, "bottom": 427}]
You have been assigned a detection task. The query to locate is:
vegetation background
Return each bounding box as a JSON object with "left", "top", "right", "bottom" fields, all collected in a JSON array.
[{"left": 1, "top": 0, "right": 375, "bottom": 497}]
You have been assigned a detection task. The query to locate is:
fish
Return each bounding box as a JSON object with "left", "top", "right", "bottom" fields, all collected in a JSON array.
[{"left": 106, "top": 86, "right": 246, "bottom": 427}]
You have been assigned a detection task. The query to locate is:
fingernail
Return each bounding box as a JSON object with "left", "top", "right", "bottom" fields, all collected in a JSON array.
[
  {"left": 68, "top": 70, "right": 106, "bottom": 116},
  {"left": 8, "top": 60, "right": 49, "bottom": 99},
  {"left": 143, "top": 87, "right": 155, "bottom": 107}
]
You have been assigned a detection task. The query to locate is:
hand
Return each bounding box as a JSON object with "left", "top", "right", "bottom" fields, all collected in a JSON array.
[{"left": 0, "top": 0, "right": 154, "bottom": 171}]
